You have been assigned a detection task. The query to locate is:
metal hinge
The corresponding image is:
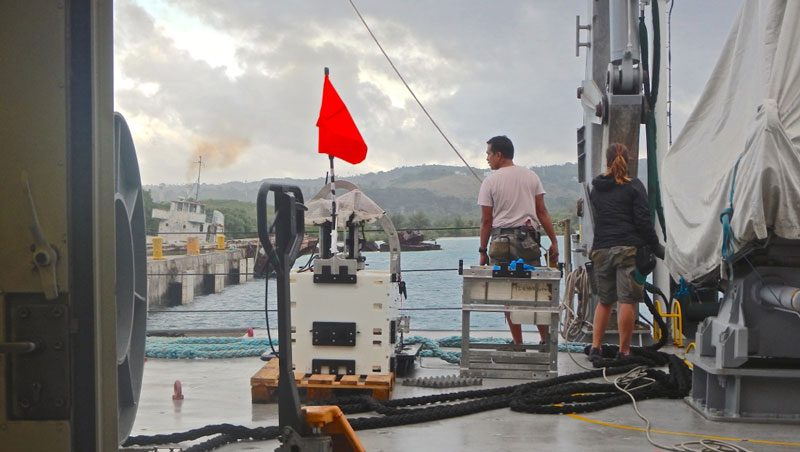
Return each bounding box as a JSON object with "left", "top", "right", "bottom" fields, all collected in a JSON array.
[{"left": 21, "top": 172, "right": 59, "bottom": 299}]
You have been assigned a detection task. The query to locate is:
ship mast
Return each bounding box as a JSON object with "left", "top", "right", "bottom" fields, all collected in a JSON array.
[{"left": 192, "top": 155, "right": 203, "bottom": 201}]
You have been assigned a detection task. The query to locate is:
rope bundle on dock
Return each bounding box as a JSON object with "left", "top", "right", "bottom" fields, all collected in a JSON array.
[
  {"left": 405, "top": 335, "right": 587, "bottom": 364},
  {"left": 145, "top": 337, "right": 277, "bottom": 359},
  {"left": 144, "top": 335, "right": 587, "bottom": 361}
]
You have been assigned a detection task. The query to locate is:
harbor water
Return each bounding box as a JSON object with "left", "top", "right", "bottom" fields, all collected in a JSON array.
[{"left": 146, "top": 236, "right": 564, "bottom": 332}]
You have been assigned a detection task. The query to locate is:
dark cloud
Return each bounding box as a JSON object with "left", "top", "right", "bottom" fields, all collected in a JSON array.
[{"left": 114, "top": 0, "right": 741, "bottom": 184}]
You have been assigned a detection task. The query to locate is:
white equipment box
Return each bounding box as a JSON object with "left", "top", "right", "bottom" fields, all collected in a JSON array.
[{"left": 290, "top": 269, "right": 401, "bottom": 375}]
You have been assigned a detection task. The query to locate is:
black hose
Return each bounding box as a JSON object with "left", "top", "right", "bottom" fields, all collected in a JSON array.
[
  {"left": 256, "top": 186, "right": 279, "bottom": 357},
  {"left": 642, "top": 286, "right": 669, "bottom": 350}
]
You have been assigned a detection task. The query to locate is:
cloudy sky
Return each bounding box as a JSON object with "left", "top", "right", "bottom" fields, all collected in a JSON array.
[{"left": 114, "top": 0, "right": 741, "bottom": 185}]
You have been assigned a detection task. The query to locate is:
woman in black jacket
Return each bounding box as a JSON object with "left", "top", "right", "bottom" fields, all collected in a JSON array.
[{"left": 588, "top": 142, "right": 664, "bottom": 361}]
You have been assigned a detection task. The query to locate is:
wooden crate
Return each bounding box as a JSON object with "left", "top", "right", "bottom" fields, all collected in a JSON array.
[{"left": 251, "top": 359, "right": 395, "bottom": 403}]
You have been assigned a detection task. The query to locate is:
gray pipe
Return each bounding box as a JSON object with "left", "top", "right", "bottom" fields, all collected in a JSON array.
[
  {"left": 609, "top": 0, "right": 640, "bottom": 64},
  {"left": 760, "top": 284, "right": 800, "bottom": 312}
]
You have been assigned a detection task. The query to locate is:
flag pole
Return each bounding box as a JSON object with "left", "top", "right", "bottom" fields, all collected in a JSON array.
[
  {"left": 329, "top": 154, "right": 337, "bottom": 256},
  {"left": 326, "top": 67, "right": 338, "bottom": 256}
]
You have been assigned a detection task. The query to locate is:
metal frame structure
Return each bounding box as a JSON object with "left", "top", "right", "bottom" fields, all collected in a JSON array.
[
  {"left": 257, "top": 183, "right": 307, "bottom": 435},
  {"left": 460, "top": 266, "right": 561, "bottom": 380},
  {"left": 687, "top": 239, "right": 800, "bottom": 423},
  {"left": 574, "top": 0, "right": 650, "bottom": 344}
]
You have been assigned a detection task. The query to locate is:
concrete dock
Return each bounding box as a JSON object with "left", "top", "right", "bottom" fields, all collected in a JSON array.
[{"left": 146, "top": 250, "right": 254, "bottom": 307}]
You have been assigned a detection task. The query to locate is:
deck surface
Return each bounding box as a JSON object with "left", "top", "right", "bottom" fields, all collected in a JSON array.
[{"left": 129, "top": 330, "right": 800, "bottom": 451}]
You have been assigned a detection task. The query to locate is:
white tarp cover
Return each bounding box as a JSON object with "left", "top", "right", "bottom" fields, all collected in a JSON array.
[
  {"left": 662, "top": 0, "right": 800, "bottom": 282},
  {"left": 305, "top": 189, "right": 386, "bottom": 226}
]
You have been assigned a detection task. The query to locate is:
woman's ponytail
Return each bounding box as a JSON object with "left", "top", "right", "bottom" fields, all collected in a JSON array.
[{"left": 605, "top": 142, "right": 632, "bottom": 184}]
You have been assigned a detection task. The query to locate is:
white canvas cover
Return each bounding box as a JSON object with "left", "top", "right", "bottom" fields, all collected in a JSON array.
[
  {"left": 305, "top": 188, "right": 386, "bottom": 226},
  {"left": 662, "top": 0, "right": 800, "bottom": 282}
]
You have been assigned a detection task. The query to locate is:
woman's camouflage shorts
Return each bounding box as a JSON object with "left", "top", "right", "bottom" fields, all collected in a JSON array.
[{"left": 589, "top": 245, "right": 643, "bottom": 304}]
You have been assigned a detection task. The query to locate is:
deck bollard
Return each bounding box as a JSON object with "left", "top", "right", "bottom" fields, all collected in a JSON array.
[
  {"left": 216, "top": 234, "right": 226, "bottom": 251},
  {"left": 186, "top": 236, "right": 200, "bottom": 255},
  {"left": 172, "top": 380, "right": 184, "bottom": 400},
  {"left": 152, "top": 236, "right": 164, "bottom": 259}
]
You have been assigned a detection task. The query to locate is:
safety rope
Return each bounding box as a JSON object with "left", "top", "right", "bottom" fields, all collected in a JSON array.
[
  {"left": 402, "top": 335, "right": 462, "bottom": 363},
  {"left": 144, "top": 335, "right": 584, "bottom": 361},
  {"left": 640, "top": 0, "right": 667, "bottom": 237},
  {"left": 720, "top": 153, "right": 745, "bottom": 279},
  {"left": 560, "top": 266, "right": 592, "bottom": 342},
  {"left": 346, "top": 0, "right": 482, "bottom": 184},
  {"left": 667, "top": 0, "right": 676, "bottom": 146},
  {"left": 145, "top": 337, "right": 277, "bottom": 359},
  {"left": 674, "top": 277, "right": 689, "bottom": 298},
  {"left": 398, "top": 335, "right": 585, "bottom": 364}
]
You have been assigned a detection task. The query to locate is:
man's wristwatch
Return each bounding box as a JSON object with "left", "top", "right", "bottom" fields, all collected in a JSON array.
[{"left": 478, "top": 248, "right": 488, "bottom": 253}]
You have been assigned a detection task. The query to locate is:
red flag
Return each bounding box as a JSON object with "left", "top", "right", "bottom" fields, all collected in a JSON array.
[{"left": 316, "top": 74, "right": 367, "bottom": 164}]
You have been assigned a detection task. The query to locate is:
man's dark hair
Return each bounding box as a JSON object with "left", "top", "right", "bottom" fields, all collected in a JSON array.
[{"left": 487, "top": 135, "right": 514, "bottom": 159}]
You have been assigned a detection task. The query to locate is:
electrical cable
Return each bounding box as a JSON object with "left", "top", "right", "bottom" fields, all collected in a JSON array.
[
  {"left": 257, "top": 190, "right": 279, "bottom": 357},
  {"left": 570, "top": 274, "right": 746, "bottom": 452},
  {"left": 567, "top": 413, "right": 798, "bottom": 449},
  {"left": 614, "top": 369, "right": 754, "bottom": 452},
  {"left": 668, "top": 0, "right": 675, "bottom": 145},
  {"left": 558, "top": 273, "right": 750, "bottom": 452},
  {"left": 682, "top": 342, "right": 695, "bottom": 369},
  {"left": 559, "top": 337, "right": 751, "bottom": 452},
  {"left": 567, "top": 337, "right": 743, "bottom": 452},
  {"left": 297, "top": 251, "right": 317, "bottom": 272},
  {"left": 401, "top": 268, "right": 458, "bottom": 272},
  {"left": 263, "top": 255, "right": 278, "bottom": 357},
  {"left": 614, "top": 365, "right": 684, "bottom": 451},
  {"left": 148, "top": 309, "right": 272, "bottom": 313},
  {"left": 346, "top": 0, "right": 483, "bottom": 184}
]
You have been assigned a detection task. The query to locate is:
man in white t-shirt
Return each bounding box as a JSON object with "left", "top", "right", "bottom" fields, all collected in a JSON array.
[{"left": 478, "top": 135, "right": 559, "bottom": 344}]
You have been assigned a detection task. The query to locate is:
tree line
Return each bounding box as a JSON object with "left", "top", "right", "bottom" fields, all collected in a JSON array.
[{"left": 143, "top": 190, "right": 572, "bottom": 240}]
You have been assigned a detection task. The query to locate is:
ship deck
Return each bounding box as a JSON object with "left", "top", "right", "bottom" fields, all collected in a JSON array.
[{"left": 129, "top": 330, "right": 800, "bottom": 451}]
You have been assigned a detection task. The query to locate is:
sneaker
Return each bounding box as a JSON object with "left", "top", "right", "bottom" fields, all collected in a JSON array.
[
  {"left": 615, "top": 351, "right": 632, "bottom": 360},
  {"left": 588, "top": 346, "right": 603, "bottom": 362}
]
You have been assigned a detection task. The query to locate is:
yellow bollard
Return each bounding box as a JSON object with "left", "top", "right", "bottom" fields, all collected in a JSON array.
[
  {"left": 216, "top": 234, "right": 225, "bottom": 251},
  {"left": 186, "top": 236, "right": 200, "bottom": 255},
  {"left": 653, "top": 299, "right": 684, "bottom": 348},
  {"left": 152, "top": 236, "right": 164, "bottom": 259},
  {"left": 672, "top": 300, "right": 684, "bottom": 347}
]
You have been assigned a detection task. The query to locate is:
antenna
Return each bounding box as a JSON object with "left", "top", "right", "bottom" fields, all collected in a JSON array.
[{"left": 193, "top": 156, "right": 204, "bottom": 201}]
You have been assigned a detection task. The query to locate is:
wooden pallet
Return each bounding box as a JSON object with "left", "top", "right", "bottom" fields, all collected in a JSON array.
[{"left": 251, "top": 358, "right": 395, "bottom": 403}]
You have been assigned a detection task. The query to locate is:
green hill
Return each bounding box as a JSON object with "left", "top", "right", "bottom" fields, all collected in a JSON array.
[{"left": 145, "top": 161, "right": 648, "bottom": 235}]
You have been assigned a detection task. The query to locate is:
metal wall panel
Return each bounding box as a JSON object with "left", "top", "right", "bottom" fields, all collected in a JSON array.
[{"left": 0, "top": 1, "right": 70, "bottom": 294}]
